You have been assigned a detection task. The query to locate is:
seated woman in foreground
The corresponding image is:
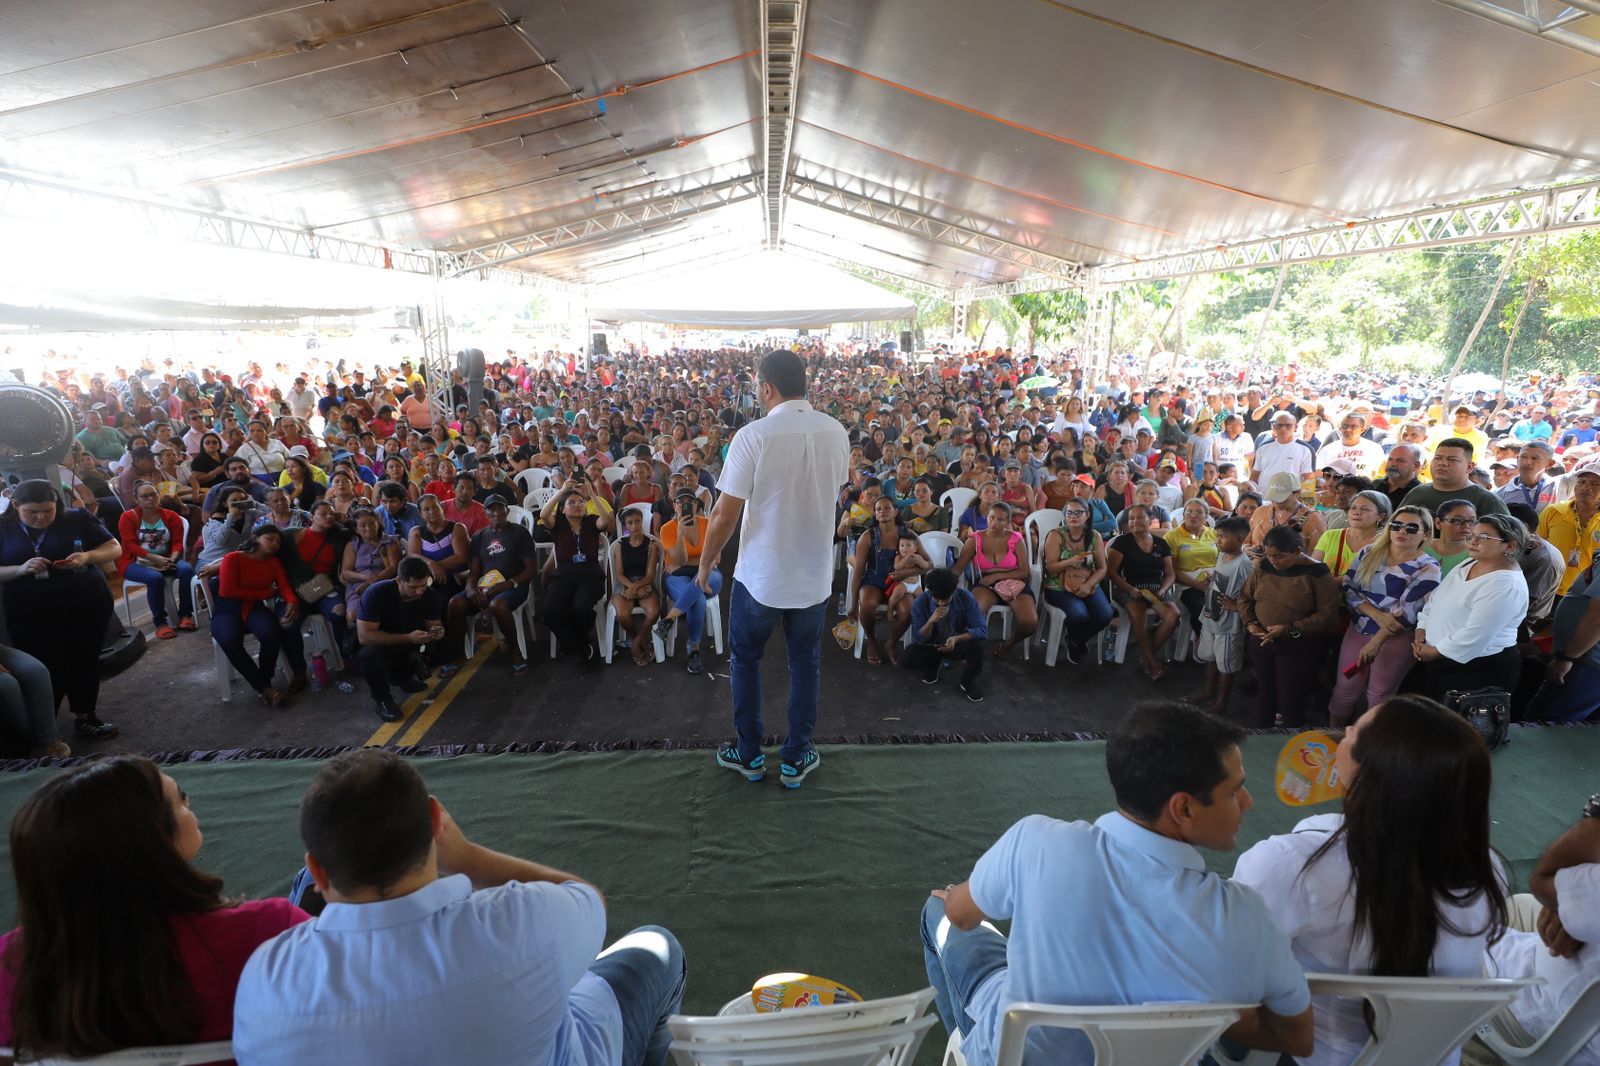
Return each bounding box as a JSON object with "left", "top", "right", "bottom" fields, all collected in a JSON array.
[
  {"left": 0, "top": 755, "right": 307, "bottom": 1059},
  {"left": 1233, "top": 694, "right": 1507, "bottom": 1066}
]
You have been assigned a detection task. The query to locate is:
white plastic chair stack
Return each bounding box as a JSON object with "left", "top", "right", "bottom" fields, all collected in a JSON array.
[
  {"left": 946, "top": 1001, "right": 1251, "bottom": 1066},
  {"left": 118, "top": 517, "right": 190, "bottom": 630},
  {"left": 5, "top": 1038, "right": 236, "bottom": 1064},
  {"left": 1477, "top": 974, "right": 1600, "bottom": 1065},
  {"left": 669, "top": 988, "right": 937, "bottom": 1066},
  {"left": 1215, "top": 973, "right": 1543, "bottom": 1066}
]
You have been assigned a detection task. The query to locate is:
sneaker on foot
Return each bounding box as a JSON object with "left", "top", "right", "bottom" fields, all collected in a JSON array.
[
  {"left": 716, "top": 743, "right": 765, "bottom": 782},
  {"left": 1063, "top": 640, "right": 1084, "bottom": 665},
  {"left": 397, "top": 674, "right": 428, "bottom": 694},
  {"left": 686, "top": 650, "right": 703, "bottom": 675},
  {"left": 653, "top": 617, "right": 675, "bottom": 643},
  {"left": 960, "top": 680, "right": 984, "bottom": 703},
  {"left": 781, "top": 749, "right": 821, "bottom": 789},
  {"left": 74, "top": 717, "right": 119, "bottom": 740},
  {"left": 922, "top": 660, "right": 942, "bottom": 684},
  {"left": 373, "top": 697, "right": 403, "bottom": 722},
  {"left": 583, "top": 643, "right": 604, "bottom": 672}
]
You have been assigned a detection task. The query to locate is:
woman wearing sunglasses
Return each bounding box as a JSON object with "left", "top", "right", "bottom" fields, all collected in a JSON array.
[
  {"left": 1328, "top": 507, "right": 1441, "bottom": 726},
  {"left": 1414, "top": 513, "right": 1531, "bottom": 703}
]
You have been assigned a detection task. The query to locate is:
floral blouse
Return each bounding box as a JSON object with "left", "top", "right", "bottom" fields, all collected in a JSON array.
[{"left": 1342, "top": 545, "right": 1441, "bottom": 637}]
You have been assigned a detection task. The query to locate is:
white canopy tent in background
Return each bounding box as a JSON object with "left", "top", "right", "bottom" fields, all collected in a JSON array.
[{"left": 588, "top": 253, "right": 916, "bottom": 328}]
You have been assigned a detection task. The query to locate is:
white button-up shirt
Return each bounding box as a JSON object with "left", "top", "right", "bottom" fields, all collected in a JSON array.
[
  {"left": 1235, "top": 813, "right": 1502, "bottom": 1066},
  {"left": 1416, "top": 560, "right": 1529, "bottom": 663},
  {"left": 718, "top": 398, "right": 850, "bottom": 608},
  {"left": 233, "top": 875, "right": 620, "bottom": 1066}
]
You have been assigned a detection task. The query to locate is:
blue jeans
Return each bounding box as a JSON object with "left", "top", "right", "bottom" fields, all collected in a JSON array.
[
  {"left": 210, "top": 605, "right": 306, "bottom": 692},
  {"left": 728, "top": 578, "right": 825, "bottom": 765},
  {"left": 1526, "top": 662, "right": 1600, "bottom": 723},
  {"left": 589, "top": 926, "right": 688, "bottom": 1066},
  {"left": 124, "top": 561, "right": 196, "bottom": 626},
  {"left": 304, "top": 590, "right": 349, "bottom": 649},
  {"left": 666, "top": 569, "right": 722, "bottom": 646},
  {"left": 919, "top": 896, "right": 1007, "bottom": 1038},
  {"left": 0, "top": 645, "right": 59, "bottom": 748},
  {"left": 1043, "top": 587, "right": 1114, "bottom": 644}
]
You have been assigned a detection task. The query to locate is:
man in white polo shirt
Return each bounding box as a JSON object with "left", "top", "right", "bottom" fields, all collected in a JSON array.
[
  {"left": 695, "top": 350, "right": 850, "bottom": 789},
  {"left": 1248, "top": 411, "right": 1313, "bottom": 490}
]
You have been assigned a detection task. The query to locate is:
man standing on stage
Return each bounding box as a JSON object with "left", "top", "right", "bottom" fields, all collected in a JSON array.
[{"left": 695, "top": 350, "right": 851, "bottom": 790}]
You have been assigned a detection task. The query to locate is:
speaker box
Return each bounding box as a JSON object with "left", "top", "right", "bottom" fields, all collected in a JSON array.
[
  {"left": 592, "top": 333, "right": 609, "bottom": 356},
  {"left": 899, "top": 330, "right": 913, "bottom": 351}
]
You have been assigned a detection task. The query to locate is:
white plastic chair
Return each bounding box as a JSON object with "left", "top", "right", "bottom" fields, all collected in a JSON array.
[
  {"left": 118, "top": 516, "right": 190, "bottom": 629},
  {"left": 199, "top": 578, "right": 291, "bottom": 704},
  {"left": 1477, "top": 975, "right": 1600, "bottom": 1065},
  {"left": 513, "top": 467, "right": 552, "bottom": 496},
  {"left": 945, "top": 1001, "right": 1251, "bottom": 1066},
  {"left": 1103, "top": 596, "right": 1187, "bottom": 666},
  {"left": 461, "top": 578, "right": 538, "bottom": 662},
  {"left": 1215, "top": 973, "right": 1543, "bottom": 1066},
  {"left": 622, "top": 501, "right": 655, "bottom": 533},
  {"left": 941, "top": 487, "right": 977, "bottom": 530},
  {"left": 919, "top": 531, "right": 964, "bottom": 573},
  {"left": 670, "top": 988, "right": 936, "bottom": 1066},
  {"left": 524, "top": 486, "right": 558, "bottom": 512},
  {"left": 5, "top": 1039, "right": 236, "bottom": 1064},
  {"left": 601, "top": 544, "right": 667, "bottom": 664},
  {"left": 506, "top": 504, "right": 535, "bottom": 531},
  {"left": 546, "top": 536, "right": 611, "bottom": 659},
  {"left": 602, "top": 464, "right": 631, "bottom": 486}
]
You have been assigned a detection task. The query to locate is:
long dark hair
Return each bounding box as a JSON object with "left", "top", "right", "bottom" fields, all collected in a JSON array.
[
  {"left": 1306, "top": 695, "right": 1507, "bottom": 980},
  {"left": 6, "top": 757, "right": 229, "bottom": 1056}
]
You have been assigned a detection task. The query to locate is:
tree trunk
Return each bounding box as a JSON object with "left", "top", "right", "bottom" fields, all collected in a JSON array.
[
  {"left": 1246, "top": 265, "right": 1289, "bottom": 366},
  {"left": 1492, "top": 272, "right": 1539, "bottom": 415},
  {"left": 1443, "top": 237, "right": 1522, "bottom": 410}
]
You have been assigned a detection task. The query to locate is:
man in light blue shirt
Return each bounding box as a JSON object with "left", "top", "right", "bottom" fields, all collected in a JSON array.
[
  {"left": 233, "top": 750, "right": 686, "bottom": 1066},
  {"left": 918, "top": 701, "right": 1312, "bottom": 1066}
]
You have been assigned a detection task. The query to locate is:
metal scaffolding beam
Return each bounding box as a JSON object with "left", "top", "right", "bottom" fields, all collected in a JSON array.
[
  {"left": 1097, "top": 179, "right": 1600, "bottom": 285},
  {"left": 969, "top": 273, "right": 1085, "bottom": 300},
  {"left": 761, "top": 0, "right": 807, "bottom": 247},
  {"left": 786, "top": 177, "right": 1086, "bottom": 283},
  {"left": 1432, "top": 0, "right": 1600, "bottom": 60},
  {"left": 779, "top": 243, "right": 952, "bottom": 300},
  {"left": 441, "top": 175, "right": 763, "bottom": 275}
]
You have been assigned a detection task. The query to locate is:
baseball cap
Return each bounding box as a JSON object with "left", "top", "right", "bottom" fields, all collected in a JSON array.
[
  {"left": 287, "top": 444, "right": 310, "bottom": 458},
  {"left": 1157, "top": 458, "right": 1177, "bottom": 470},
  {"left": 1320, "top": 458, "right": 1357, "bottom": 477},
  {"left": 483, "top": 497, "right": 509, "bottom": 510},
  {"left": 1575, "top": 457, "right": 1600, "bottom": 480},
  {"left": 1263, "top": 471, "right": 1302, "bottom": 503},
  {"left": 1003, "top": 459, "right": 1021, "bottom": 470},
  {"left": 1492, "top": 458, "right": 1518, "bottom": 470},
  {"left": 1073, "top": 474, "right": 1095, "bottom": 486}
]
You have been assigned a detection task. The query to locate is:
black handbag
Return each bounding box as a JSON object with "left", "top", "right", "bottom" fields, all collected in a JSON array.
[{"left": 1445, "top": 686, "right": 1511, "bottom": 750}]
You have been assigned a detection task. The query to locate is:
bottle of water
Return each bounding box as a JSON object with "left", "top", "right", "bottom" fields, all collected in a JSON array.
[
  {"left": 310, "top": 653, "right": 329, "bottom": 691},
  {"left": 72, "top": 538, "right": 85, "bottom": 572}
]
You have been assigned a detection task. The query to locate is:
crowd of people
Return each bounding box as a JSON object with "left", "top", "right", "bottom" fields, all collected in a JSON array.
[{"left": 2, "top": 341, "right": 1600, "bottom": 748}]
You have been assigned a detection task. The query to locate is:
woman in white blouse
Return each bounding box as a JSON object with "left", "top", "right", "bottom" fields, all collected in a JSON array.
[
  {"left": 1234, "top": 694, "right": 1507, "bottom": 1066},
  {"left": 1413, "top": 513, "right": 1530, "bottom": 703}
]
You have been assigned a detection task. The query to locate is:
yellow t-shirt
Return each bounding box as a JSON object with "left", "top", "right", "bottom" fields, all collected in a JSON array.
[
  {"left": 1164, "top": 525, "right": 1218, "bottom": 577},
  {"left": 1425, "top": 426, "right": 1490, "bottom": 466},
  {"left": 1538, "top": 501, "right": 1600, "bottom": 594},
  {"left": 1314, "top": 527, "right": 1363, "bottom": 577}
]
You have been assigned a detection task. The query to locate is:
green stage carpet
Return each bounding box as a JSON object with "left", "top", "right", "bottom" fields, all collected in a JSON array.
[{"left": 0, "top": 728, "right": 1595, "bottom": 1059}]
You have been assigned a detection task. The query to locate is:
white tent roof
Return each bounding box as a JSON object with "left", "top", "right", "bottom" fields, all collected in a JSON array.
[{"left": 588, "top": 252, "right": 915, "bottom": 327}]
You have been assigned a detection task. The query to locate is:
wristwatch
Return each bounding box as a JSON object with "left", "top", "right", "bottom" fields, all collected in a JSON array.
[{"left": 1584, "top": 793, "right": 1600, "bottom": 820}]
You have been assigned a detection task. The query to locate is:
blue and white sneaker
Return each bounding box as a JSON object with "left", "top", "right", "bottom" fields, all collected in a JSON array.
[
  {"left": 716, "top": 744, "right": 765, "bottom": 782},
  {"left": 780, "top": 749, "right": 821, "bottom": 790}
]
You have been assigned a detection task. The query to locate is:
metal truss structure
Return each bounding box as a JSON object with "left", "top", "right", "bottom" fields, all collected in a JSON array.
[
  {"left": 442, "top": 175, "right": 764, "bottom": 275},
  {"left": 418, "top": 263, "right": 455, "bottom": 421},
  {"left": 785, "top": 177, "right": 1086, "bottom": 284},
  {"left": 1433, "top": 0, "right": 1600, "bottom": 60},
  {"left": 969, "top": 273, "right": 1087, "bottom": 300},
  {"left": 1099, "top": 178, "right": 1600, "bottom": 285},
  {"left": 761, "top": 0, "right": 807, "bottom": 248}
]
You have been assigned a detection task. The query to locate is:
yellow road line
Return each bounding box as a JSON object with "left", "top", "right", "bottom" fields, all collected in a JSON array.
[
  {"left": 395, "top": 642, "right": 495, "bottom": 746},
  {"left": 362, "top": 642, "right": 491, "bottom": 747}
]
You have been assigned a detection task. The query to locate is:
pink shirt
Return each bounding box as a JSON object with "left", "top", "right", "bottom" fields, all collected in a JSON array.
[{"left": 0, "top": 898, "right": 308, "bottom": 1050}]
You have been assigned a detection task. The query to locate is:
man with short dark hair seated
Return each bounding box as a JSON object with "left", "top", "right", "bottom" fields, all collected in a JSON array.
[
  {"left": 233, "top": 749, "right": 687, "bottom": 1065},
  {"left": 904, "top": 566, "right": 987, "bottom": 703},
  {"left": 355, "top": 556, "right": 444, "bottom": 722},
  {"left": 918, "top": 701, "right": 1312, "bottom": 1065}
]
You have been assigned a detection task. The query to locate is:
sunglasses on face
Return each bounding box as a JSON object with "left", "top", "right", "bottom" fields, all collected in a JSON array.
[{"left": 1387, "top": 521, "right": 1422, "bottom": 534}]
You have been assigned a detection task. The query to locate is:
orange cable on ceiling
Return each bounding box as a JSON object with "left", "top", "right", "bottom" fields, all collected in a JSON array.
[
  {"left": 805, "top": 51, "right": 1348, "bottom": 223},
  {"left": 186, "top": 49, "right": 760, "bottom": 186}
]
